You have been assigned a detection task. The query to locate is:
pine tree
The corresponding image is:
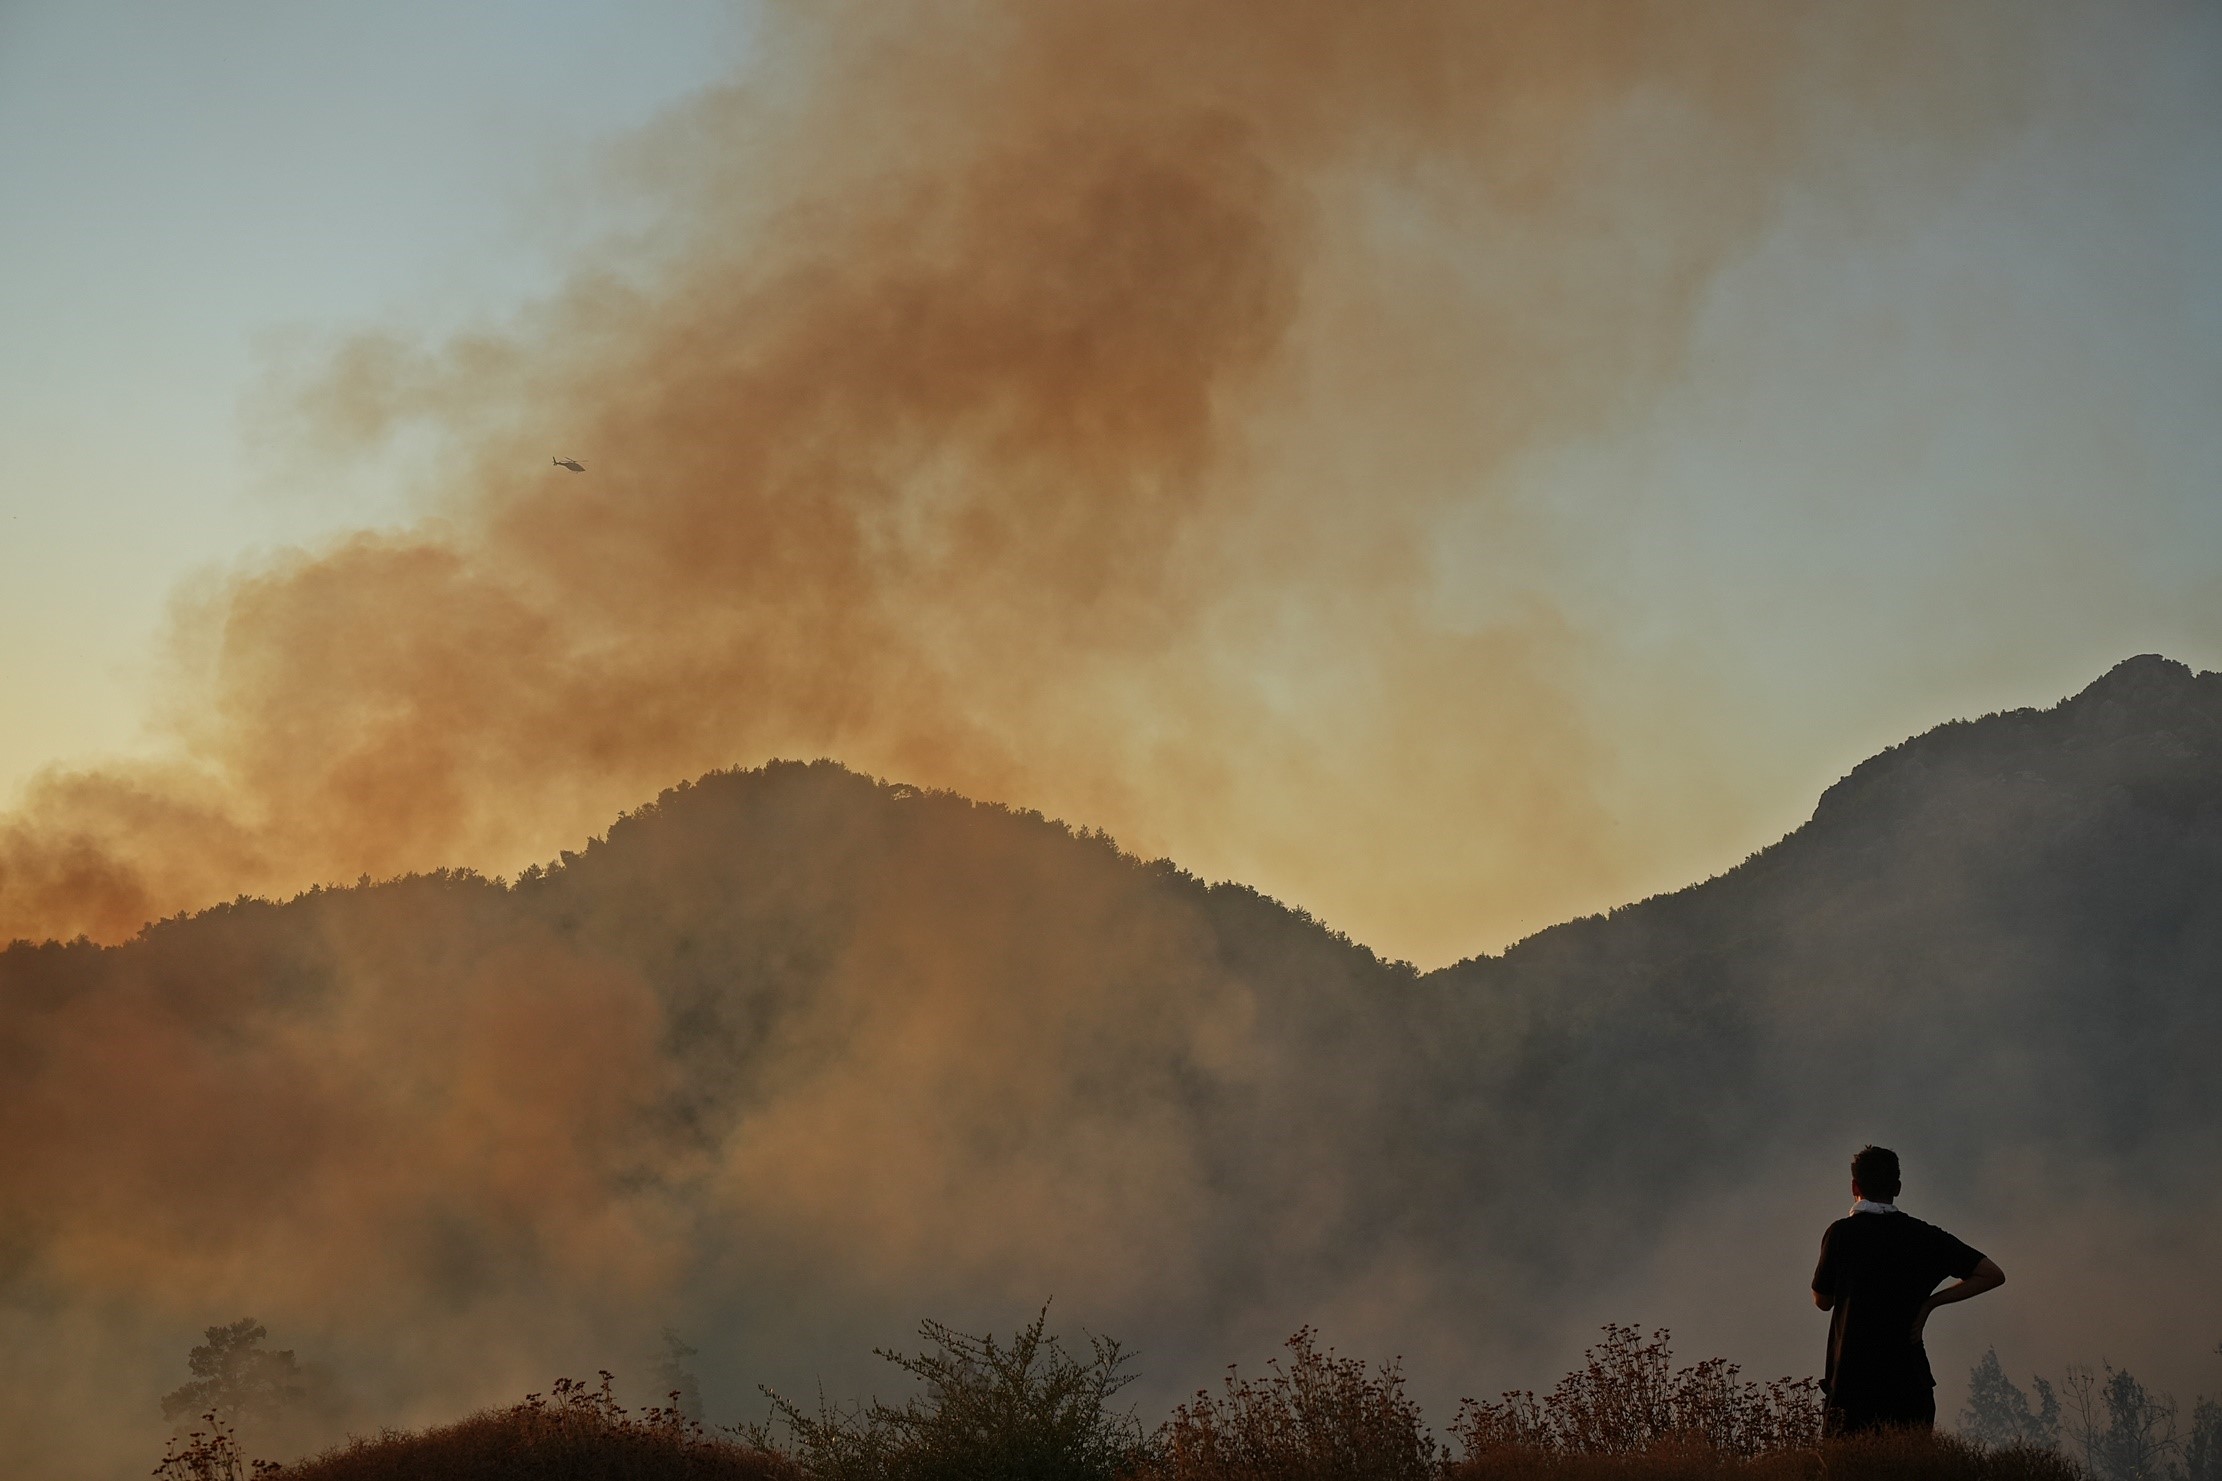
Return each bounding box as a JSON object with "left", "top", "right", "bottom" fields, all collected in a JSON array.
[
  {"left": 655, "top": 1328, "right": 705, "bottom": 1424},
  {"left": 2185, "top": 1345, "right": 2222, "bottom": 1481},
  {"left": 159, "top": 1319, "right": 307, "bottom": 1427},
  {"left": 1962, "top": 1349, "right": 2059, "bottom": 1449},
  {"left": 2186, "top": 1399, "right": 2221, "bottom": 1481}
]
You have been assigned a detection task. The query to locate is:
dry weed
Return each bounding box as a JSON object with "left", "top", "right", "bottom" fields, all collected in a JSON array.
[
  {"left": 1143, "top": 1326, "right": 1437, "bottom": 1481},
  {"left": 1455, "top": 1326, "right": 1821, "bottom": 1461}
]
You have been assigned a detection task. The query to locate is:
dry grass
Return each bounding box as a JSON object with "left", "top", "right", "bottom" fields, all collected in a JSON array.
[
  {"left": 1446, "top": 1431, "right": 2082, "bottom": 1481},
  {"left": 269, "top": 1375, "right": 798, "bottom": 1481}
]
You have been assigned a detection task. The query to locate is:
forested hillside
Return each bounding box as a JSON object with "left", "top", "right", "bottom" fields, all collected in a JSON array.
[
  {"left": 1430, "top": 651, "right": 2222, "bottom": 1262},
  {"left": 3, "top": 656, "right": 2217, "bottom": 1480}
]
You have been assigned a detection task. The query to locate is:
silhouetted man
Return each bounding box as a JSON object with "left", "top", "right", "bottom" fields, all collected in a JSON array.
[{"left": 1811, "top": 1145, "right": 2005, "bottom": 1435}]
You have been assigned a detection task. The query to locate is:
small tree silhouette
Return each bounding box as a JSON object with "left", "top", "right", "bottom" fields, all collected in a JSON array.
[
  {"left": 656, "top": 1328, "right": 705, "bottom": 1424},
  {"left": 2183, "top": 1342, "right": 2222, "bottom": 1481},
  {"left": 1963, "top": 1348, "right": 2061, "bottom": 1450},
  {"left": 2063, "top": 1363, "right": 2180, "bottom": 1481},
  {"left": 160, "top": 1319, "right": 307, "bottom": 1428},
  {"left": 2190, "top": 1399, "right": 2222, "bottom": 1481}
]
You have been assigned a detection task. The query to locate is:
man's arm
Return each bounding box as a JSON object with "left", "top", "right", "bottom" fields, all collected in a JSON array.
[
  {"left": 1911, "top": 1257, "right": 2004, "bottom": 1339},
  {"left": 1812, "top": 1227, "right": 1838, "bottom": 1310}
]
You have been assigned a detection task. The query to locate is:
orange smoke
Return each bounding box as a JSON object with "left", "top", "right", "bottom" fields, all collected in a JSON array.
[{"left": 0, "top": 1, "right": 2021, "bottom": 961}]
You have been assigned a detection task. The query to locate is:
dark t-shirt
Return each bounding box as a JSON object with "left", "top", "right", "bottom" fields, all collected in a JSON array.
[{"left": 1812, "top": 1211, "right": 1984, "bottom": 1405}]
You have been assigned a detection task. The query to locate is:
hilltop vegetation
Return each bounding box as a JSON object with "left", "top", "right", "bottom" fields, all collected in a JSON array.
[{"left": 158, "top": 1317, "right": 2099, "bottom": 1481}]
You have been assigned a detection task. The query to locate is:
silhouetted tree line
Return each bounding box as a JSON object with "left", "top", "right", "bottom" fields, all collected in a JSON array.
[{"left": 1963, "top": 1347, "right": 2222, "bottom": 1481}]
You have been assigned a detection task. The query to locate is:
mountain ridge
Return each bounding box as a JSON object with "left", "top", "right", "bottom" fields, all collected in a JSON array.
[
  {"left": 1480, "top": 653, "right": 2220, "bottom": 966},
  {"left": 2, "top": 655, "right": 2218, "bottom": 1477}
]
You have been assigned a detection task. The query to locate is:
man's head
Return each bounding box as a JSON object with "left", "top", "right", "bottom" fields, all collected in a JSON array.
[{"left": 1851, "top": 1145, "right": 1901, "bottom": 1202}]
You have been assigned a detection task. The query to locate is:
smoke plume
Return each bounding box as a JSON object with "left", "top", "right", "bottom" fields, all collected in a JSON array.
[{"left": 0, "top": 0, "right": 2021, "bottom": 963}]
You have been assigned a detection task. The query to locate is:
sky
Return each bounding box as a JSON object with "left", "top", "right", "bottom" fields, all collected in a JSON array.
[
  {"left": 3, "top": 1, "right": 2220, "bottom": 966},
  {"left": 0, "top": 0, "right": 751, "bottom": 775}
]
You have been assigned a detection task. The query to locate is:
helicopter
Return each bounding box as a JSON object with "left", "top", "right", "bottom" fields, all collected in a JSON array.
[{"left": 553, "top": 456, "right": 585, "bottom": 472}]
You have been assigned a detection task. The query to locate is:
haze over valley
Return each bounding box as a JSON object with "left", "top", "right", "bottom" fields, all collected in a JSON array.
[{"left": 5, "top": 657, "right": 2218, "bottom": 1477}]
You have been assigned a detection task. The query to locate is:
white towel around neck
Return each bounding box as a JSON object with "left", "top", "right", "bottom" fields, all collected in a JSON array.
[{"left": 1850, "top": 1198, "right": 1901, "bottom": 1215}]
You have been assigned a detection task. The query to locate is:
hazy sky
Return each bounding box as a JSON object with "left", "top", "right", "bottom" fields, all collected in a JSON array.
[
  {"left": 3, "top": 1, "right": 2220, "bottom": 964},
  {"left": 0, "top": 0, "right": 750, "bottom": 776}
]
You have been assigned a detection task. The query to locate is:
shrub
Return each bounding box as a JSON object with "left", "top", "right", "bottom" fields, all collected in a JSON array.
[
  {"left": 752, "top": 1308, "right": 1146, "bottom": 1481},
  {"left": 1453, "top": 1326, "right": 1820, "bottom": 1460},
  {"left": 1142, "top": 1327, "right": 1437, "bottom": 1481}
]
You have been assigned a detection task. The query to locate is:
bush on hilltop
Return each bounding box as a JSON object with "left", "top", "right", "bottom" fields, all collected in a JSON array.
[
  {"left": 750, "top": 1307, "right": 1147, "bottom": 1481},
  {"left": 1454, "top": 1325, "right": 1820, "bottom": 1460},
  {"left": 1143, "top": 1326, "right": 1437, "bottom": 1481}
]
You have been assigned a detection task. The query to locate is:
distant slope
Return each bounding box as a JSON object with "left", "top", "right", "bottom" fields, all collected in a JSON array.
[
  {"left": 1434, "top": 652, "right": 2222, "bottom": 1209},
  {"left": 2, "top": 657, "right": 2218, "bottom": 1480}
]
